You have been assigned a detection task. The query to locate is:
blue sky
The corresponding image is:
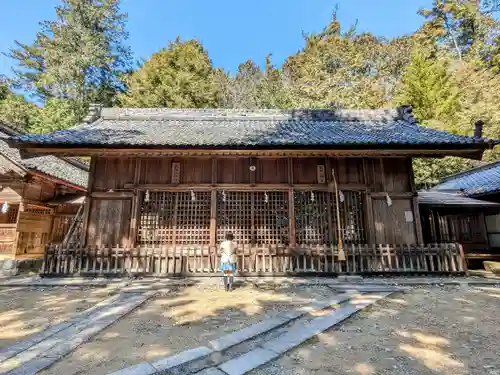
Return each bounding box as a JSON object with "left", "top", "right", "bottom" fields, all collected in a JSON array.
[{"left": 0, "top": 0, "right": 432, "bottom": 77}]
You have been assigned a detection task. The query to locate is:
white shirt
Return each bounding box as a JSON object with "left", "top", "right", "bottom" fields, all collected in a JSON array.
[{"left": 220, "top": 240, "right": 237, "bottom": 263}]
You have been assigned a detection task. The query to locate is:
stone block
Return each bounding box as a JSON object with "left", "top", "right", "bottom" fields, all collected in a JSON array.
[
  {"left": 151, "top": 346, "right": 213, "bottom": 372},
  {"left": 5, "top": 356, "right": 56, "bottom": 375},
  {"left": 218, "top": 348, "right": 279, "bottom": 375},
  {"left": 195, "top": 367, "right": 227, "bottom": 375},
  {"left": 209, "top": 316, "right": 289, "bottom": 352},
  {"left": 107, "top": 362, "right": 157, "bottom": 375}
]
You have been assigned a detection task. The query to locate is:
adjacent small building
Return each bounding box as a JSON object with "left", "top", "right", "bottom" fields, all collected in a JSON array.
[
  {"left": 425, "top": 162, "right": 500, "bottom": 263},
  {"left": 7, "top": 106, "right": 496, "bottom": 276},
  {"left": 0, "top": 123, "right": 88, "bottom": 266}
]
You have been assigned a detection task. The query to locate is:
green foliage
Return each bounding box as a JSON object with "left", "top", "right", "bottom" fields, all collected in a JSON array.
[
  {"left": 0, "top": 78, "right": 37, "bottom": 131},
  {"left": 283, "top": 12, "right": 413, "bottom": 109},
  {"left": 118, "top": 39, "right": 220, "bottom": 108},
  {"left": 29, "top": 99, "right": 86, "bottom": 134},
  {"left": 395, "top": 49, "right": 460, "bottom": 125}
]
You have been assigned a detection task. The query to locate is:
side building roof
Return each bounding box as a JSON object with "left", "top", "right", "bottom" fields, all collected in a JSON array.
[
  {"left": 6, "top": 106, "right": 496, "bottom": 159},
  {"left": 0, "top": 124, "right": 88, "bottom": 190},
  {"left": 430, "top": 161, "right": 500, "bottom": 198}
]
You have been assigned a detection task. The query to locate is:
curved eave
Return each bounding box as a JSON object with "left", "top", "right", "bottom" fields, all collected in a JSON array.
[
  {"left": 28, "top": 170, "right": 87, "bottom": 192},
  {"left": 6, "top": 140, "right": 491, "bottom": 160}
]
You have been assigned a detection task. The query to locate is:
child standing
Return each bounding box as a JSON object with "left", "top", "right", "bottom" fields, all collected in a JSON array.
[{"left": 220, "top": 232, "right": 237, "bottom": 292}]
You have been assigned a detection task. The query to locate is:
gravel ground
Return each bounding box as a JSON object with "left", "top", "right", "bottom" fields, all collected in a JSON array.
[
  {"left": 44, "top": 283, "right": 338, "bottom": 375},
  {"left": 250, "top": 285, "right": 500, "bottom": 375},
  {"left": 0, "top": 286, "right": 115, "bottom": 349}
]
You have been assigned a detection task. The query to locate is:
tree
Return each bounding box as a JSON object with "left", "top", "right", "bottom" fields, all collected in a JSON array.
[
  {"left": 119, "top": 39, "right": 220, "bottom": 108},
  {"left": 8, "top": 0, "right": 131, "bottom": 108},
  {"left": 216, "top": 55, "right": 294, "bottom": 109},
  {"left": 418, "top": 0, "right": 500, "bottom": 64}
]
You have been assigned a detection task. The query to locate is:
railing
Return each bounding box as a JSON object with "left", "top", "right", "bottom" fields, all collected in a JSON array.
[
  {"left": 40, "top": 243, "right": 466, "bottom": 277},
  {"left": 0, "top": 224, "right": 16, "bottom": 255}
]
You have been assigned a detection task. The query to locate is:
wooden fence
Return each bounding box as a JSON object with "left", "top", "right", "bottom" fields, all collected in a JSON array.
[{"left": 40, "top": 243, "right": 466, "bottom": 277}]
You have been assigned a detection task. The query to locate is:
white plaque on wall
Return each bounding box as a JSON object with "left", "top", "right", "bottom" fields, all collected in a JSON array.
[
  {"left": 404, "top": 210, "right": 414, "bottom": 223},
  {"left": 171, "top": 162, "right": 181, "bottom": 184},
  {"left": 317, "top": 165, "right": 326, "bottom": 184}
]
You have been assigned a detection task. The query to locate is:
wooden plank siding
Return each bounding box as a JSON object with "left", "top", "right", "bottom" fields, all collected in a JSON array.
[{"left": 84, "top": 156, "right": 422, "bottom": 248}]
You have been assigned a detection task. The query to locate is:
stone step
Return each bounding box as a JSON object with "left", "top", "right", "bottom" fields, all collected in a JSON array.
[
  {"left": 0, "top": 293, "right": 122, "bottom": 363},
  {"left": 105, "top": 294, "right": 358, "bottom": 375},
  {"left": 2, "top": 293, "right": 150, "bottom": 375},
  {"left": 215, "top": 292, "right": 393, "bottom": 375}
]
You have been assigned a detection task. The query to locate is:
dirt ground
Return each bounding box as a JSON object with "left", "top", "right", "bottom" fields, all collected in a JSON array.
[
  {"left": 44, "top": 283, "right": 338, "bottom": 375},
  {"left": 0, "top": 286, "right": 115, "bottom": 350},
  {"left": 251, "top": 285, "right": 500, "bottom": 375}
]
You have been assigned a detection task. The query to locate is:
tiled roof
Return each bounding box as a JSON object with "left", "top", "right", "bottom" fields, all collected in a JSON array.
[
  {"left": 0, "top": 126, "right": 88, "bottom": 189},
  {"left": 418, "top": 191, "right": 500, "bottom": 207},
  {"left": 430, "top": 161, "right": 500, "bottom": 197},
  {"left": 9, "top": 107, "right": 491, "bottom": 150}
]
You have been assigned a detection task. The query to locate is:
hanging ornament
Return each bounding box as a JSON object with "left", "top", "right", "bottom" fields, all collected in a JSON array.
[
  {"left": 1, "top": 202, "right": 8, "bottom": 214},
  {"left": 386, "top": 193, "right": 392, "bottom": 207},
  {"left": 310, "top": 191, "right": 315, "bottom": 203},
  {"left": 144, "top": 189, "right": 150, "bottom": 203},
  {"left": 264, "top": 192, "right": 269, "bottom": 204},
  {"left": 222, "top": 190, "right": 226, "bottom": 202},
  {"left": 191, "top": 190, "right": 196, "bottom": 201},
  {"left": 339, "top": 190, "right": 345, "bottom": 203}
]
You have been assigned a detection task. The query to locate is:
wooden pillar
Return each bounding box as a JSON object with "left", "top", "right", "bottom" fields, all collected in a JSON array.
[
  {"left": 128, "top": 158, "right": 142, "bottom": 247},
  {"left": 479, "top": 212, "right": 489, "bottom": 247},
  {"left": 362, "top": 160, "right": 375, "bottom": 245},
  {"left": 324, "top": 157, "right": 334, "bottom": 245},
  {"left": 287, "top": 158, "right": 296, "bottom": 247},
  {"left": 12, "top": 200, "right": 24, "bottom": 258},
  {"left": 80, "top": 157, "right": 97, "bottom": 247},
  {"left": 408, "top": 158, "right": 424, "bottom": 244},
  {"left": 209, "top": 158, "right": 217, "bottom": 247}
]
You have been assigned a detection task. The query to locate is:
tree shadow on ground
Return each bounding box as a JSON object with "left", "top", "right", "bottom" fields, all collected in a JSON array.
[{"left": 250, "top": 285, "right": 500, "bottom": 375}]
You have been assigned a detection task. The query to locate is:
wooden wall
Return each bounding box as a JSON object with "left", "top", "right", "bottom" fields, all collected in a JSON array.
[{"left": 83, "top": 156, "right": 422, "bottom": 247}]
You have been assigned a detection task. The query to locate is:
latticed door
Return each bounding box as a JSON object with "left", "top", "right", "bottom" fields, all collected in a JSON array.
[
  {"left": 137, "top": 191, "right": 211, "bottom": 246},
  {"left": 216, "top": 191, "right": 289, "bottom": 246},
  {"left": 294, "top": 190, "right": 366, "bottom": 246}
]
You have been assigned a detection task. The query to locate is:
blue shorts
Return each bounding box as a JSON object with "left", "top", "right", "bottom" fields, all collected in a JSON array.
[{"left": 220, "top": 262, "right": 236, "bottom": 272}]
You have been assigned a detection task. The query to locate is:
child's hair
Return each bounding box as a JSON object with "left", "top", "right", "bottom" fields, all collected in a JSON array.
[{"left": 225, "top": 232, "right": 234, "bottom": 241}]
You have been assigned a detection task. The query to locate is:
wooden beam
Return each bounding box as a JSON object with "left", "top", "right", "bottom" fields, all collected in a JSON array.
[
  {"left": 125, "top": 183, "right": 370, "bottom": 192},
  {"left": 369, "top": 192, "right": 414, "bottom": 198},
  {"left": 21, "top": 146, "right": 487, "bottom": 159},
  {"left": 91, "top": 191, "right": 134, "bottom": 199}
]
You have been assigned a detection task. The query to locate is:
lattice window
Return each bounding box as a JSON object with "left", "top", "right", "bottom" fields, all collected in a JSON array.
[
  {"left": 341, "top": 191, "right": 366, "bottom": 245},
  {"left": 26, "top": 206, "right": 53, "bottom": 215},
  {"left": 137, "top": 191, "right": 211, "bottom": 246},
  {"left": 216, "top": 191, "right": 289, "bottom": 245},
  {"left": 7, "top": 204, "right": 19, "bottom": 224},
  {"left": 294, "top": 191, "right": 333, "bottom": 245},
  {"left": 294, "top": 190, "right": 366, "bottom": 246}
]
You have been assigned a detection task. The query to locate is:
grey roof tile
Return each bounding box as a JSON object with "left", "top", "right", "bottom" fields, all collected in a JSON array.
[
  {"left": 431, "top": 161, "right": 500, "bottom": 197},
  {"left": 0, "top": 128, "right": 88, "bottom": 189},
  {"left": 9, "top": 107, "right": 490, "bottom": 149},
  {"left": 418, "top": 191, "right": 500, "bottom": 207}
]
